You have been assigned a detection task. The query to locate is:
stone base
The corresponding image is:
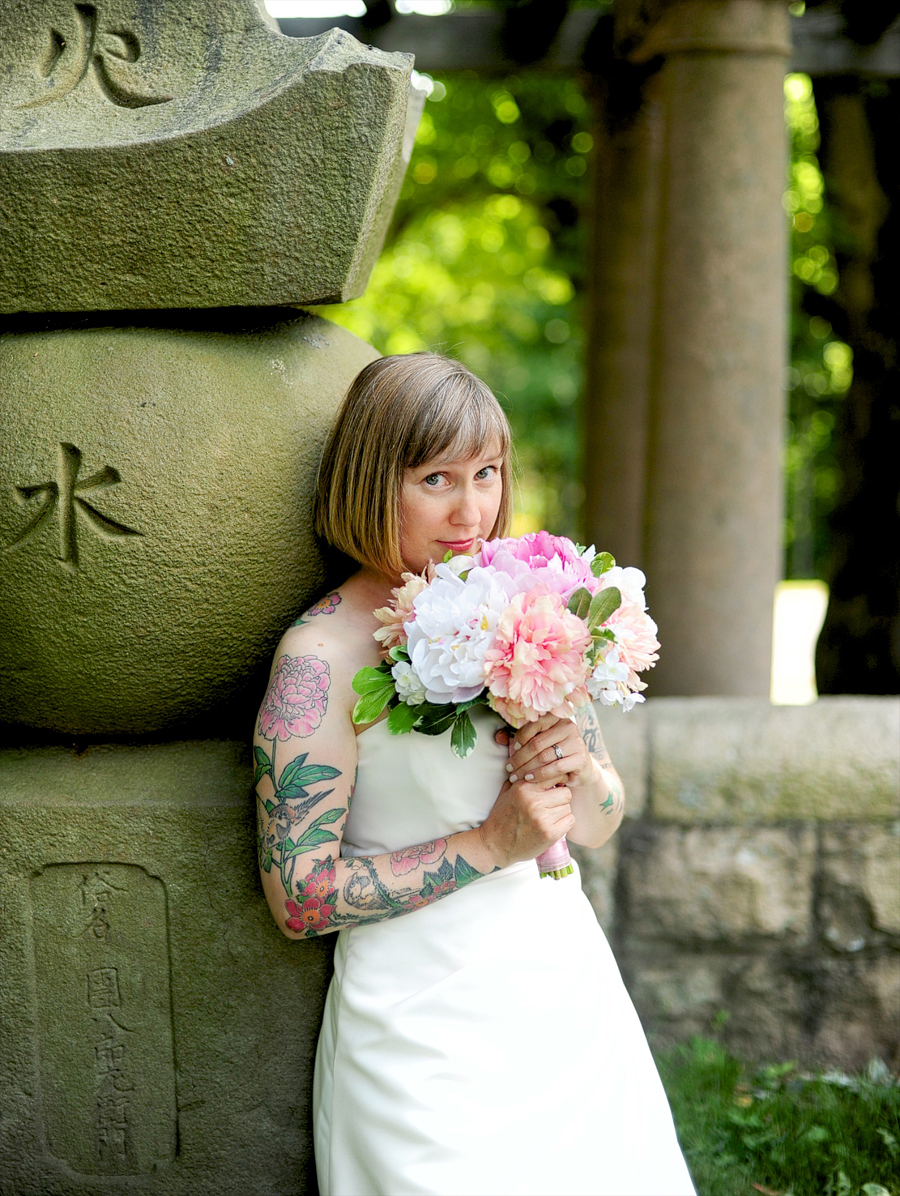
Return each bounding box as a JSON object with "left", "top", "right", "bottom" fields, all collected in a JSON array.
[{"left": 0, "top": 741, "right": 332, "bottom": 1195}]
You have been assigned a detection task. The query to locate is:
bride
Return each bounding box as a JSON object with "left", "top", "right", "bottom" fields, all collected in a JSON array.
[{"left": 254, "top": 353, "right": 695, "bottom": 1196}]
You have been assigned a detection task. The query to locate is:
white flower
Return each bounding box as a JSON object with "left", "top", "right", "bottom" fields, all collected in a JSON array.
[
  {"left": 587, "top": 644, "right": 646, "bottom": 710},
  {"left": 442, "top": 553, "right": 475, "bottom": 577},
  {"left": 391, "top": 661, "right": 427, "bottom": 706},
  {"left": 405, "top": 564, "right": 517, "bottom": 704},
  {"left": 598, "top": 565, "right": 649, "bottom": 610}
]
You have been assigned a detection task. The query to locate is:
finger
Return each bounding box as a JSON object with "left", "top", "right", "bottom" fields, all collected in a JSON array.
[
  {"left": 509, "top": 714, "right": 557, "bottom": 753},
  {"left": 494, "top": 727, "right": 512, "bottom": 748},
  {"left": 509, "top": 719, "right": 577, "bottom": 769}
]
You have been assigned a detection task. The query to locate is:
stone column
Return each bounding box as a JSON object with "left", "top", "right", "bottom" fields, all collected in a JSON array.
[
  {"left": 586, "top": 0, "right": 790, "bottom": 695},
  {"left": 0, "top": 4, "right": 421, "bottom": 1192},
  {"left": 583, "top": 66, "right": 666, "bottom": 569}
]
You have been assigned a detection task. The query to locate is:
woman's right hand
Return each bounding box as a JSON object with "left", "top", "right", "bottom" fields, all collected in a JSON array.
[{"left": 478, "top": 775, "right": 575, "bottom": 870}]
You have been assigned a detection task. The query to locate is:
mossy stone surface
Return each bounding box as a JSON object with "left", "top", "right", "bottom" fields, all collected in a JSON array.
[
  {"left": 0, "top": 310, "right": 378, "bottom": 736},
  {"left": 0, "top": 1, "right": 421, "bottom": 312},
  {"left": 0, "top": 739, "right": 332, "bottom": 1194}
]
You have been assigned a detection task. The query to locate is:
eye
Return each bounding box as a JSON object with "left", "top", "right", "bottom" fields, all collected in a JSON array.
[
  {"left": 475, "top": 465, "right": 498, "bottom": 481},
  {"left": 423, "top": 473, "right": 444, "bottom": 487}
]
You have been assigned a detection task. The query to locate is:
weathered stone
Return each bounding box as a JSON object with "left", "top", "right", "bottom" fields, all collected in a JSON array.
[
  {"left": 0, "top": 2, "right": 422, "bottom": 312},
  {"left": 596, "top": 699, "right": 648, "bottom": 818},
  {"left": 820, "top": 823, "right": 900, "bottom": 949},
  {"left": 0, "top": 310, "right": 378, "bottom": 735},
  {"left": 650, "top": 696, "right": 900, "bottom": 822},
  {"left": 0, "top": 741, "right": 332, "bottom": 1195},
  {"left": 627, "top": 947, "right": 900, "bottom": 1071},
  {"left": 634, "top": 0, "right": 791, "bottom": 696},
  {"left": 620, "top": 823, "right": 816, "bottom": 945}
]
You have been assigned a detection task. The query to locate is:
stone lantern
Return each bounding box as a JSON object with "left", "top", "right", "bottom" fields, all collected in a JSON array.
[{"left": 0, "top": 3, "right": 421, "bottom": 1191}]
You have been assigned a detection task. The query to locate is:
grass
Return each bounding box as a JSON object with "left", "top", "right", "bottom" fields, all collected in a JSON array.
[{"left": 657, "top": 1036, "right": 900, "bottom": 1196}]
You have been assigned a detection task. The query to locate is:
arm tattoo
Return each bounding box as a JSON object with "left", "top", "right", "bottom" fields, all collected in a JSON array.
[
  {"left": 576, "top": 703, "right": 612, "bottom": 766},
  {"left": 283, "top": 847, "right": 487, "bottom": 938},
  {"left": 292, "top": 591, "right": 341, "bottom": 627}
]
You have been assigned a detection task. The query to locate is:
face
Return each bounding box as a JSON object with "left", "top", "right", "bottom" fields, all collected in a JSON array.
[{"left": 398, "top": 441, "right": 504, "bottom": 575}]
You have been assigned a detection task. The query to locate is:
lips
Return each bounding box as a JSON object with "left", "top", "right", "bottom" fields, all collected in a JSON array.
[{"left": 438, "top": 538, "right": 476, "bottom": 552}]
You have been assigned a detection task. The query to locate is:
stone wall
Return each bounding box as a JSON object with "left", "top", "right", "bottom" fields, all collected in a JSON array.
[{"left": 572, "top": 696, "right": 900, "bottom": 1072}]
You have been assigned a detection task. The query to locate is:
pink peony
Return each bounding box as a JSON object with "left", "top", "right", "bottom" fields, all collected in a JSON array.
[
  {"left": 259, "top": 654, "right": 330, "bottom": 740},
  {"left": 476, "top": 531, "right": 600, "bottom": 604},
  {"left": 389, "top": 839, "right": 447, "bottom": 876},
  {"left": 483, "top": 586, "right": 592, "bottom": 727},
  {"left": 606, "top": 601, "right": 660, "bottom": 688},
  {"left": 373, "top": 568, "right": 433, "bottom": 652}
]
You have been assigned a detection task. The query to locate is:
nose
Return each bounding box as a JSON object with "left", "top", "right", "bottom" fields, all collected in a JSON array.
[{"left": 451, "top": 485, "right": 480, "bottom": 529}]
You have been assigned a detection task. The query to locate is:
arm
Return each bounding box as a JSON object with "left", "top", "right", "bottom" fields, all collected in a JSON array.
[
  {"left": 255, "top": 630, "right": 572, "bottom": 939},
  {"left": 502, "top": 703, "right": 624, "bottom": 850}
]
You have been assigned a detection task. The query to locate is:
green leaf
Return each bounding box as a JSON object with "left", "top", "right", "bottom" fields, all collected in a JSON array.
[
  {"left": 352, "top": 688, "right": 394, "bottom": 726},
  {"left": 253, "top": 745, "right": 272, "bottom": 785},
  {"left": 443, "top": 549, "right": 453, "bottom": 563},
  {"left": 451, "top": 709, "right": 477, "bottom": 758},
  {"left": 260, "top": 848, "right": 274, "bottom": 872},
  {"left": 285, "top": 827, "right": 339, "bottom": 855},
  {"left": 591, "top": 551, "right": 616, "bottom": 576},
  {"left": 424, "top": 857, "right": 454, "bottom": 886},
  {"left": 280, "top": 762, "right": 341, "bottom": 792},
  {"left": 264, "top": 799, "right": 275, "bottom": 814},
  {"left": 454, "top": 855, "right": 483, "bottom": 887},
  {"left": 388, "top": 644, "right": 410, "bottom": 663},
  {"left": 274, "top": 753, "right": 306, "bottom": 791},
  {"left": 415, "top": 703, "right": 458, "bottom": 736},
  {"left": 352, "top": 665, "right": 393, "bottom": 696},
  {"left": 307, "top": 807, "right": 343, "bottom": 830},
  {"left": 588, "top": 586, "right": 621, "bottom": 628},
  {"left": 567, "top": 587, "right": 592, "bottom": 620},
  {"left": 387, "top": 701, "right": 421, "bottom": 734}
]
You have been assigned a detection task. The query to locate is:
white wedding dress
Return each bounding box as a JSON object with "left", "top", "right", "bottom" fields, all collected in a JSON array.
[{"left": 313, "top": 707, "right": 695, "bottom": 1196}]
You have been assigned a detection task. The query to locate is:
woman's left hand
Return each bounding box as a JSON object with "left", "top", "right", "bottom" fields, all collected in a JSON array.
[{"left": 499, "top": 713, "right": 593, "bottom": 789}]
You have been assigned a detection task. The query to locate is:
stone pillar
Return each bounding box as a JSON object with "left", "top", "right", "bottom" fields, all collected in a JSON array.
[
  {"left": 0, "top": 4, "right": 421, "bottom": 1192},
  {"left": 584, "top": 66, "right": 666, "bottom": 569},
  {"left": 585, "top": 0, "right": 790, "bottom": 695}
]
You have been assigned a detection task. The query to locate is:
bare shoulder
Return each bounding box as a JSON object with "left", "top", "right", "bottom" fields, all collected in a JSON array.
[{"left": 265, "top": 578, "right": 386, "bottom": 718}]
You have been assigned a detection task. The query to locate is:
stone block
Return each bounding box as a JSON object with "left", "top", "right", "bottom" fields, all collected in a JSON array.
[
  {"left": 595, "top": 699, "right": 648, "bottom": 818},
  {"left": 0, "top": 310, "right": 378, "bottom": 735},
  {"left": 619, "top": 823, "right": 815, "bottom": 945},
  {"left": 0, "top": 741, "right": 333, "bottom": 1195},
  {"left": 0, "top": 2, "right": 422, "bottom": 312},
  {"left": 820, "top": 823, "right": 900, "bottom": 950},
  {"left": 649, "top": 696, "right": 900, "bottom": 822}
]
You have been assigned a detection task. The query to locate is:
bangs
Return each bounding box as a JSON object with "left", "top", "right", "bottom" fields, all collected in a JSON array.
[{"left": 403, "top": 375, "right": 511, "bottom": 469}]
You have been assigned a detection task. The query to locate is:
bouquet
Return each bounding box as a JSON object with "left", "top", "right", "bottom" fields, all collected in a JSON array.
[{"left": 352, "top": 532, "right": 660, "bottom": 879}]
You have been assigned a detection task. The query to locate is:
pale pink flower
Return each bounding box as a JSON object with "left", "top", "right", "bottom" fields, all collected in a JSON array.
[
  {"left": 258, "top": 654, "right": 330, "bottom": 740},
  {"left": 373, "top": 569, "right": 433, "bottom": 651},
  {"left": 609, "top": 602, "right": 660, "bottom": 687},
  {"left": 483, "top": 586, "right": 592, "bottom": 727},
  {"left": 476, "top": 531, "right": 600, "bottom": 604},
  {"left": 389, "top": 839, "right": 447, "bottom": 876}
]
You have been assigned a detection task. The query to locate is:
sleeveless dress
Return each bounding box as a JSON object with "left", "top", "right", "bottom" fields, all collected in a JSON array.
[{"left": 313, "top": 706, "right": 696, "bottom": 1196}]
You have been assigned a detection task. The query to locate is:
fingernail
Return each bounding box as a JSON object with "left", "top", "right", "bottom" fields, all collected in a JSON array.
[
  {"left": 509, "top": 773, "right": 518, "bottom": 783},
  {"left": 512, "top": 741, "right": 520, "bottom": 750},
  {"left": 524, "top": 773, "right": 534, "bottom": 781},
  {"left": 505, "top": 762, "right": 513, "bottom": 772}
]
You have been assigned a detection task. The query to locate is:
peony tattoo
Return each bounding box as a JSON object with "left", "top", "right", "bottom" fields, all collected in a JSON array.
[{"left": 259, "top": 653, "right": 330, "bottom": 740}]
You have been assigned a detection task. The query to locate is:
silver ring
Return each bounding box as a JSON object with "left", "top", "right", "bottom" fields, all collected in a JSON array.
[{"left": 553, "top": 743, "right": 563, "bottom": 760}]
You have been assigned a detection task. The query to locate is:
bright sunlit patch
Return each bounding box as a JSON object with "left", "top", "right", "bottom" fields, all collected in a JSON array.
[
  {"left": 265, "top": 0, "right": 366, "bottom": 17},
  {"left": 770, "top": 580, "right": 829, "bottom": 705},
  {"left": 396, "top": 0, "right": 454, "bottom": 13}
]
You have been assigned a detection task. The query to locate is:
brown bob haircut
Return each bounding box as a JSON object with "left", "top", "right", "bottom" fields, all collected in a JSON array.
[{"left": 314, "top": 353, "right": 512, "bottom": 579}]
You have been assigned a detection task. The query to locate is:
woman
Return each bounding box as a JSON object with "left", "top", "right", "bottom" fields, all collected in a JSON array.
[{"left": 255, "top": 353, "right": 695, "bottom": 1196}]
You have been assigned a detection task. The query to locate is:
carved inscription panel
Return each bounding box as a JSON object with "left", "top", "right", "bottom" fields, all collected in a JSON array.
[{"left": 30, "top": 864, "right": 177, "bottom": 1175}]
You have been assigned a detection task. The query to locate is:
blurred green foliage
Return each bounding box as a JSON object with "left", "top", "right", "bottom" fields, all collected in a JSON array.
[
  {"left": 783, "top": 73, "right": 851, "bottom": 581},
  {"left": 319, "top": 67, "right": 847, "bottom": 572}
]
